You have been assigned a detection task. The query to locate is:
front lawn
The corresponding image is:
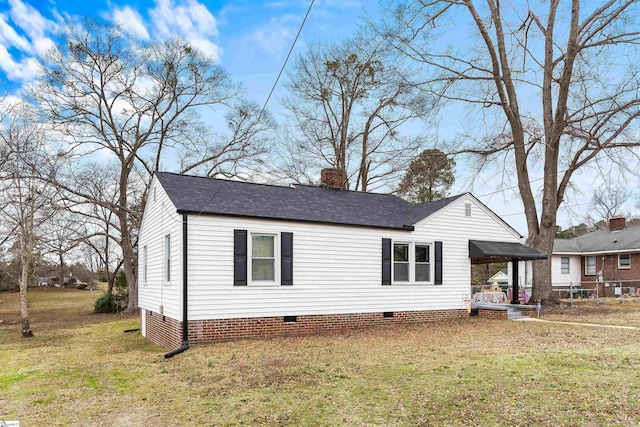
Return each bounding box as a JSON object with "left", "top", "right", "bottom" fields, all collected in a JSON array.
[
  {"left": 542, "top": 298, "right": 640, "bottom": 327},
  {"left": 1, "top": 288, "right": 640, "bottom": 426}
]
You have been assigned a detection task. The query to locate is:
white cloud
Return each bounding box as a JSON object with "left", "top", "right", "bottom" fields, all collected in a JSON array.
[
  {"left": 252, "top": 15, "right": 297, "bottom": 56},
  {"left": 113, "top": 6, "right": 150, "bottom": 40},
  {"left": 148, "top": 0, "right": 220, "bottom": 59},
  {"left": 109, "top": 0, "right": 222, "bottom": 60},
  {"left": 0, "top": 0, "right": 56, "bottom": 82},
  {"left": 8, "top": 0, "right": 54, "bottom": 40},
  {"left": 188, "top": 38, "right": 223, "bottom": 60},
  {"left": 0, "top": 14, "right": 32, "bottom": 52},
  {"left": 0, "top": 45, "right": 39, "bottom": 80}
]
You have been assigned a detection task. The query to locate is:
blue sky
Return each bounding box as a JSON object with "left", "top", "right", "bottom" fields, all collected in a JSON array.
[
  {"left": 0, "top": 0, "right": 377, "bottom": 94},
  {"left": 1, "top": 0, "right": 638, "bottom": 235}
]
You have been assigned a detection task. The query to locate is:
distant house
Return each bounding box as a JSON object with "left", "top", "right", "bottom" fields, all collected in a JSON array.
[
  {"left": 552, "top": 216, "right": 640, "bottom": 296},
  {"left": 137, "top": 169, "right": 545, "bottom": 350},
  {"left": 486, "top": 269, "right": 509, "bottom": 290}
]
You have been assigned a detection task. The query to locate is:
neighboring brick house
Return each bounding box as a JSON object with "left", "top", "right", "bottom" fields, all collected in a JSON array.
[{"left": 552, "top": 216, "right": 640, "bottom": 297}]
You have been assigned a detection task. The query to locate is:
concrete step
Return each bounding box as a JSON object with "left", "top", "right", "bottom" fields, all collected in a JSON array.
[{"left": 507, "top": 309, "right": 530, "bottom": 320}]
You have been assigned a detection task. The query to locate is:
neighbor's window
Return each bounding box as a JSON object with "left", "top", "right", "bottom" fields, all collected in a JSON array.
[
  {"left": 394, "top": 243, "right": 410, "bottom": 282},
  {"left": 252, "top": 234, "right": 275, "bottom": 281},
  {"left": 585, "top": 256, "right": 596, "bottom": 275},
  {"left": 561, "top": 257, "right": 570, "bottom": 274},
  {"left": 165, "top": 235, "right": 171, "bottom": 282},
  {"left": 415, "top": 244, "right": 431, "bottom": 282},
  {"left": 143, "top": 246, "right": 148, "bottom": 283},
  {"left": 619, "top": 254, "right": 631, "bottom": 269}
]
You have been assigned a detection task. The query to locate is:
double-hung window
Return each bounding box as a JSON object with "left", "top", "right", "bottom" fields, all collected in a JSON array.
[
  {"left": 619, "top": 254, "right": 631, "bottom": 269},
  {"left": 392, "top": 242, "right": 432, "bottom": 284},
  {"left": 415, "top": 244, "right": 431, "bottom": 282},
  {"left": 251, "top": 234, "right": 276, "bottom": 282},
  {"left": 561, "top": 257, "right": 570, "bottom": 274},
  {"left": 393, "top": 243, "right": 410, "bottom": 282},
  {"left": 585, "top": 256, "right": 596, "bottom": 275}
]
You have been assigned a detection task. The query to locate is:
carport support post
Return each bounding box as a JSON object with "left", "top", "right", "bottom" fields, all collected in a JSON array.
[{"left": 511, "top": 258, "right": 520, "bottom": 304}]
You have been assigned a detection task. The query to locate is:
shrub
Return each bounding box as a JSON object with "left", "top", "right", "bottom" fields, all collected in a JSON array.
[
  {"left": 113, "top": 274, "right": 128, "bottom": 311},
  {"left": 94, "top": 293, "right": 117, "bottom": 313}
]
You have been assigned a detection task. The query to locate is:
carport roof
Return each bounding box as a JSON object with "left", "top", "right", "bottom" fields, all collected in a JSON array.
[{"left": 469, "top": 240, "right": 547, "bottom": 264}]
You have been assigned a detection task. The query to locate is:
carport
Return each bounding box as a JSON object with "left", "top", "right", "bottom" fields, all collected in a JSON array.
[{"left": 469, "top": 240, "right": 548, "bottom": 304}]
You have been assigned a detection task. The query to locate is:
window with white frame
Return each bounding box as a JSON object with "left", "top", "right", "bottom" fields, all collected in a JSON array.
[
  {"left": 393, "top": 243, "right": 410, "bottom": 282},
  {"left": 165, "top": 235, "right": 171, "bottom": 282},
  {"left": 143, "top": 246, "right": 148, "bottom": 283},
  {"left": 415, "top": 244, "right": 431, "bottom": 282},
  {"left": 585, "top": 256, "right": 596, "bottom": 275},
  {"left": 392, "top": 242, "right": 433, "bottom": 284},
  {"left": 619, "top": 254, "right": 631, "bottom": 269},
  {"left": 561, "top": 257, "right": 570, "bottom": 274},
  {"left": 251, "top": 234, "right": 276, "bottom": 282}
]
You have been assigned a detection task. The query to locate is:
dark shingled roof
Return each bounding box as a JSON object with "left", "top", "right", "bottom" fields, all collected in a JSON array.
[
  {"left": 553, "top": 224, "right": 640, "bottom": 253},
  {"left": 155, "top": 172, "right": 465, "bottom": 230}
]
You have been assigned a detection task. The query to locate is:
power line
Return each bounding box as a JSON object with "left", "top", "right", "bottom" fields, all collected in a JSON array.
[
  {"left": 183, "top": 0, "right": 316, "bottom": 221},
  {"left": 256, "top": 0, "right": 315, "bottom": 123}
]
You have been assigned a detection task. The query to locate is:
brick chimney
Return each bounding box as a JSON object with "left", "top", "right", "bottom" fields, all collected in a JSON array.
[
  {"left": 320, "top": 168, "right": 346, "bottom": 188},
  {"left": 609, "top": 216, "right": 626, "bottom": 231}
]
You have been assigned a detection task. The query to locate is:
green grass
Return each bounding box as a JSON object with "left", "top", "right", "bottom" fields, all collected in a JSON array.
[{"left": 2, "top": 288, "right": 640, "bottom": 425}]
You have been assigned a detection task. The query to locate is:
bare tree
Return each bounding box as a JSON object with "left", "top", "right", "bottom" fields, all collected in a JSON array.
[
  {"left": 590, "top": 183, "right": 632, "bottom": 223},
  {"left": 30, "top": 21, "right": 274, "bottom": 312},
  {"left": 40, "top": 210, "right": 84, "bottom": 285},
  {"left": 0, "top": 101, "right": 58, "bottom": 336},
  {"left": 280, "top": 30, "right": 434, "bottom": 191},
  {"left": 380, "top": 1, "right": 640, "bottom": 303}
]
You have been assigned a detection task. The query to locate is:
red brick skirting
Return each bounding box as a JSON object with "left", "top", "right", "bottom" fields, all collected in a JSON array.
[
  {"left": 144, "top": 310, "right": 183, "bottom": 350},
  {"left": 477, "top": 309, "right": 508, "bottom": 319},
  {"left": 145, "top": 309, "right": 468, "bottom": 350}
]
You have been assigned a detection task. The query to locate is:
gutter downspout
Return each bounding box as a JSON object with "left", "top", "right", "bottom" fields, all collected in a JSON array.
[{"left": 165, "top": 214, "right": 189, "bottom": 358}]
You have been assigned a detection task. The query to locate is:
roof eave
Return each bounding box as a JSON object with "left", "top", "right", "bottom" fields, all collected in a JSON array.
[
  {"left": 176, "top": 209, "right": 415, "bottom": 231},
  {"left": 553, "top": 248, "right": 640, "bottom": 255}
]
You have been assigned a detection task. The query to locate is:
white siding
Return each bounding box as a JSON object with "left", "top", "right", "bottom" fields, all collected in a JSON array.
[
  {"left": 185, "top": 194, "right": 521, "bottom": 321},
  {"left": 141, "top": 308, "right": 146, "bottom": 337},
  {"left": 551, "top": 255, "right": 581, "bottom": 287},
  {"left": 137, "top": 176, "right": 182, "bottom": 320}
]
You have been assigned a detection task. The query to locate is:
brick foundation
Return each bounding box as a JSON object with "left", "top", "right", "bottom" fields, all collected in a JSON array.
[
  {"left": 144, "top": 310, "right": 183, "bottom": 350},
  {"left": 515, "top": 306, "right": 537, "bottom": 317},
  {"left": 477, "top": 308, "right": 508, "bottom": 319},
  {"left": 145, "top": 309, "right": 468, "bottom": 350},
  {"left": 477, "top": 306, "right": 537, "bottom": 319}
]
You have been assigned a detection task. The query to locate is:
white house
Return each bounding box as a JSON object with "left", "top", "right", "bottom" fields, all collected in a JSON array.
[
  {"left": 486, "top": 269, "right": 509, "bottom": 289},
  {"left": 138, "top": 169, "right": 546, "bottom": 353}
]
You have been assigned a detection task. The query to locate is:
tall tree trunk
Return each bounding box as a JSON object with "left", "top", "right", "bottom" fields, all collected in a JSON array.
[
  {"left": 120, "top": 214, "right": 138, "bottom": 312},
  {"left": 528, "top": 220, "right": 557, "bottom": 304},
  {"left": 58, "top": 251, "right": 65, "bottom": 286},
  {"left": 20, "top": 237, "right": 34, "bottom": 338},
  {"left": 117, "top": 164, "right": 138, "bottom": 313}
]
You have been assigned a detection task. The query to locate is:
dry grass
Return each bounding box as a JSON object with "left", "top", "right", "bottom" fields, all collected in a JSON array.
[
  {"left": 2, "top": 288, "right": 640, "bottom": 426},
  {"left": 542, "top": 298, "right": 640, "bottom": 327}
]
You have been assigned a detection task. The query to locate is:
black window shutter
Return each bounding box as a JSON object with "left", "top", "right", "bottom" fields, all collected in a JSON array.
[
  {"left": 281, "top": 232, "right": 293, "bottom": 286},
  {"left": 382, "top": 238, "right": 392, "bottom": 285},
  {"left": 234, "top": 230, "right": 247, "bottom": 286},
  {"left": 435, "top": 241, "right": 443, "bottom": 285}
]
